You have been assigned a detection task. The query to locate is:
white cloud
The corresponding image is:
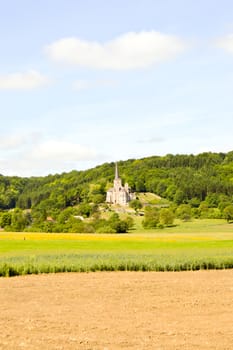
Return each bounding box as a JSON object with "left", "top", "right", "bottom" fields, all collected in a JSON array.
[
  {"left": 30, "top": 140, "right": 97, "bottom": 161},
  {"left": 0, "top": 70, "right": 50, "bottom": 90},
  {"left": 215, "top": 34, "right": 233, "bottom": 53},
  {"left": 137, "top": 136, "right": 165, "bottom": 144},
  {"left": 45, "top": 31, "right": 186, "bottom": 70},
  {"left": 72, "top": 79, "right": 118, "bottom": 90},
  {"left": 0, "top": 132, "right": 103, "bottom": 176},
  {"left": 0, "top": 131, "right": 42, "bottom": 150}
]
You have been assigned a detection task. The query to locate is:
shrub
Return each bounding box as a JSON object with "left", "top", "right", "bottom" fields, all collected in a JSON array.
[
  {"left": 142, "top": 206, "right": 160, "bottom": 228},
  {"left": 176, "top": 204, "right": 192, "bottom": 221},
  {"left": 223, "top": 205, "right": 233, "bottom": 223},
  {"left": 159, "top": 208, "right": 175, "bottom": 226}
]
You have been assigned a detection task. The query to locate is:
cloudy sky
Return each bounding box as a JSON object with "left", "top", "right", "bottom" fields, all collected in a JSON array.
[{"left": 1, "top": 0, "right": 233, "bottom": 176}]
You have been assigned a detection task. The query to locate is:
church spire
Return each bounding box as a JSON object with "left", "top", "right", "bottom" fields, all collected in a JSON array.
[{"left": 115, "top": 162, "right": 119, "bottom": 179}]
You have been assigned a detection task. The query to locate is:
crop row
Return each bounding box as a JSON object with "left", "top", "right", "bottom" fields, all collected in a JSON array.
[{"left": 1, "top": 254, "right": 233, "bottom": 277}]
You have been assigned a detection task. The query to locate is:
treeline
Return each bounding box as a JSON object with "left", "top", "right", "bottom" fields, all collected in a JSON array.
[
  {"left": 0, "top": 151, "right": 233, "bottom": 231},
  {"left": 0, "top": 207, "right": 134, "bottom": 234}
]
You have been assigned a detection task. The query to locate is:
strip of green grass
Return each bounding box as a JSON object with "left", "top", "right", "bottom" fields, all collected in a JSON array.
[
  {"left": 0, "top": 253, "right": 233, "bottom": 277},
  {"left": 1, "top": 232, "right": 233, "bottom": 255},
  {"left": 0, "top": 220, "right": 233, "bottom": 277}
]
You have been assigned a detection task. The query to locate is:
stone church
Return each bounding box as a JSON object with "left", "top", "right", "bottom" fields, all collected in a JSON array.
[{"left": 106, "top": 163, "right": 135, "bottom": 205}]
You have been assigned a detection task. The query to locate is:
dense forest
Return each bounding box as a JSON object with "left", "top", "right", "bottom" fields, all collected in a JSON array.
[{"left": 1, "top": 151, "right": 233, "bottom": 232}]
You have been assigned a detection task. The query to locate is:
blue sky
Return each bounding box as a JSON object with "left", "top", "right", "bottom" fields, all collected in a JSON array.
[{"left": 1, "top": 0, "right": 233, "bottom": 176}]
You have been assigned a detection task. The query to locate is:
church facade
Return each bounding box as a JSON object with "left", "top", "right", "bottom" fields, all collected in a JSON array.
[{"left": 106, "top": 163, "right": 135, "bottom": 205}]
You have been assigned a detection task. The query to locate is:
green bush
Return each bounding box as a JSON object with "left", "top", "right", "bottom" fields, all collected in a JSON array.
[{"left": 142, "top": 206, "right": 160, "bottom": 228}]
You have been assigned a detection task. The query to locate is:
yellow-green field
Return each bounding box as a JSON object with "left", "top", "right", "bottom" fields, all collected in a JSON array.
[{"left": 0, "top": 219, "right": 233, "bottom": 276}]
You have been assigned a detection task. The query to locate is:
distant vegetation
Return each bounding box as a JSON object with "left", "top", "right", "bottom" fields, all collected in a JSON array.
[{"left": 1, "top": 151, "right": 233, "bottom": 232}]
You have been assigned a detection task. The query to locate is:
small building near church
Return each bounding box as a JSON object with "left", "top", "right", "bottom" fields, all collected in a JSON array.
[{"left": 106, "top": 163, "right": 135, "bottom": 205}]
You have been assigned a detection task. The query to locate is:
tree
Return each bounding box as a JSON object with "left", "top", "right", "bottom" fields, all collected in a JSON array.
[
  {"left": 176, "top": 204, "right": 192, "bottom": 221},
  {"left": 57, "top": 207, "right": 75, "bottom": 224},
  {"left": 10, "top": 208, "right": 29, "bottom": 231},
  {"left": 113, "top": 220, "right": 128, "bottom": 233},
  {"left": 159, "top": 208, "right": 175, "bottom": 226},
  {"left": 108, "top": 213, "right": 130, "bottom": 233},
  {"left": 129, "top": 199, "right": 142, "bottom": 213},
  {"left": 174, "top": 190, "right": 186, "bottom": 205},
  {"left": 205, "top": 193, "right": 219, "bottom": 208},
  {"left": 223, "top": 205, "right": 233, "bottom": 223},
  {"left": 198, "top": 202, "right": 209, "bottom": 218},
  {"left": 165, "top": 185, "right": 177, "bottom": 201},
  {"left": 135, "top": 176, "right": 146, "bottom": 192},
  {"left": 0, "top": 211, "right": 12, "bottom": 227},
  {"left": 88, "top": 183, "right": 106, "bottom": 204},
  {"left": 124, "top": 216, "right": 134, "bottom": 230},
  {"left": 31, "top": 208, "right": 47, "bottom": 225},
  {"left": 76, "top": 203, "right": 92, "bottom": 218},
  {"left": 142, "top": 206, "right": 160, "bottom": 228},
  {"left": 156, "top": 180, "right": 169, "bottom": 197}
]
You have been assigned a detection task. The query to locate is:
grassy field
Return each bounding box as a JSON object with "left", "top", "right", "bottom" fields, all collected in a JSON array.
[{"left": 0, "top": 219, "right": 233, "bottom": 276}]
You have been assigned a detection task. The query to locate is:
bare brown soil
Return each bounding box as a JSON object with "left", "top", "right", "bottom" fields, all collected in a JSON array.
[{"left": 0, "top": 270, "right": 233, "bottom": 350}]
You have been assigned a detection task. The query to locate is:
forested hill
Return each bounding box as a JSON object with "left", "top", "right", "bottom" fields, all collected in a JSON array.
[{"left": 1, "top": 151, "right": 233, "bottom": 212}]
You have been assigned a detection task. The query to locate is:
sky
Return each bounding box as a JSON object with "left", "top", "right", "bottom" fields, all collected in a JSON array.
[{"left": 1, "top": 0, "right": 233, "bottom": 176}]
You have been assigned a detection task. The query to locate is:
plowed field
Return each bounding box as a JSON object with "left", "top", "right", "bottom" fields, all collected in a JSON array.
[{"left": 0, "top": 270, "right": 232, "bottom": 349}]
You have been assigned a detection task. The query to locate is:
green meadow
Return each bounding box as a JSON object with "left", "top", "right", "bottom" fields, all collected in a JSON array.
[{"left": 0, "top": 219, "right": 233, "bottom": 276}]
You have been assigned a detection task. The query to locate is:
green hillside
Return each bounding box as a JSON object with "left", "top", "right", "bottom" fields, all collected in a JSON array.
[{"left": 1, "top": 151, "right": 233, "bottom": 232}]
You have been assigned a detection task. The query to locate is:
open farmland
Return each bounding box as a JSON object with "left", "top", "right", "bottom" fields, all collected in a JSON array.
[
  {"left": 0, "top": 270, "right": 233, "bottom": 349},
  {"left": 0, "top": 219, "right": 233, "bottom": 349},
  {"left": 0, "top": 219, "right": 233, "bottom": 276}
]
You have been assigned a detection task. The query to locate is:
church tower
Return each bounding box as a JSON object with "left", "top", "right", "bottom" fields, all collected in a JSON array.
[
  {"left": 106, "top": 162, "right": 135, "bottom": 205},
  {"left": 113, "top": 162, "right": 122, "bottom": 190}
]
